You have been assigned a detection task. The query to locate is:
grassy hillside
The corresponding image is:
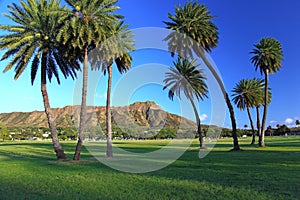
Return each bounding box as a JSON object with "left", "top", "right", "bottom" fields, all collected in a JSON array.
[{"left": 0, "top": 137, "right": 299, "bottom": 199}]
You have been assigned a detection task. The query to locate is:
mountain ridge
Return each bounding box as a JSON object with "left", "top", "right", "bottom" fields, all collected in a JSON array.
[{"left": 0, "top": 101, "right": 196, "bottom": 130}]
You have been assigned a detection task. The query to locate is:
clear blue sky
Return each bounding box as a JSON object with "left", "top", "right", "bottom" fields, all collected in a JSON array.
[{"left": 0, "top": 0, "right": 299, "bottom": 128}]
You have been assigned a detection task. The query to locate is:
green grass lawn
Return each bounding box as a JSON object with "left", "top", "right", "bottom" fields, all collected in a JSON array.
[{"left": 0, "top": 137, "right": 299, "bottom": 200}]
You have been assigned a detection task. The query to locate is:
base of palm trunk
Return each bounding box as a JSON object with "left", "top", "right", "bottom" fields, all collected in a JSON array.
[
  {"left": 200, "top": 146, "right": 208, "bottom": 149},
  {"left": 231, "top": 145, "right": 241, "bottom": 151},
  {"left": 258, "top": 143, "right": 266, "bottom": 148},
  {"left": 106, "top": 142, "right": 113, "bottom": 158},
  {"left": 251, "top": 135, "right": 255, "bottom": 145},
  {"left": 73, "top": 140, "right": 83, "bottom": 160},
  {"left": 56, "top": 149, "right": 67, "bottom": 160},
  {"left": 258, "top": 135, "right": 265, "bottom": 147}
]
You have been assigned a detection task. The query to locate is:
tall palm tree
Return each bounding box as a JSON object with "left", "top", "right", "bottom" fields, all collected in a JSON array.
[
  {"left": 104, "top": 54, "right": 132, "bottom": 158},
  {"left": 250, "top": 37, "right": 283, "bottom": 147},
  {"left": 232, "top": 78, "right": 266, "bottom": 144},
  {"left": 251, "top": 78, "right": 272, "bottom": 145},
  {"left": 0, "top": 0, "right": 80, "bottom": 160},
  {"left": 163, "top": 58, "right": 208, "bottom": 149},
  {"left": 58, "top": 0, "right": 121, "bottom": 160},
  {"left": 163, "top": 1, "right": 240, "bottom": 150},
  {"left": 232, "top": 79, "right": 256, "bottom": 144},
  {"left": 90, "top": 21, "right": 134, "bottom": 157}
]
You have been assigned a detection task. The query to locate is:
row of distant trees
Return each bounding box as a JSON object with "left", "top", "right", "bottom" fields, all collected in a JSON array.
[{"left": 1, "top": 123, "right": 296, "bottom": 142}]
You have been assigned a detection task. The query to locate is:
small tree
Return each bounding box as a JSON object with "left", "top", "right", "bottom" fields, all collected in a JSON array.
[
  {"left": 296, "top": 120, "right": 300, "bottom": 127},
  {"left": 0, "top": 123, "right": 9, "bottom": 141}
]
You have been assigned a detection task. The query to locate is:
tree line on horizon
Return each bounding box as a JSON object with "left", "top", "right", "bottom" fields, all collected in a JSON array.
[{"left": 0, "top": 0, "right": 284, "bottom": 160}]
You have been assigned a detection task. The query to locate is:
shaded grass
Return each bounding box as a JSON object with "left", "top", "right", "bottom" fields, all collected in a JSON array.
[{"left": 0, "top": 137, "right": 299, "bottom": 199}]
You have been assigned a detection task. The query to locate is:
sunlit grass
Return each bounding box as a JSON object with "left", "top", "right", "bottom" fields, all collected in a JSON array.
[{"left": 0, "top": 136, "right": 299, "bottom": 199}]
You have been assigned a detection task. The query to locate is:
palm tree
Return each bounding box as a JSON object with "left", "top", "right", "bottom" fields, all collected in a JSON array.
[
  {"left": 163, "top": 58, "right": 208, "bottom": 149},
  {"left": 0, "top": 0, "right": 80, "bottom": 160},
  {"left": 251, "top": 78, "right": 272, "bottom": 145},
  {"left": 296, "top": 120, "right": 300, "bottom": 127},
  {"left": 90, "top": 21, "right": 134, "bottom": 157},
  {"left": 232, "top": 78, "right": 267, "bottom": 144},
  {"left": 250, "top": 37, "right": 283, "bottom": 147},
  {"left": 232, "top": 79, "right": 256, "bottom": 144},
  {"left": 163, "top": 1, "right": 240, "bottom": 150},
  {"left": 58, "top": 0, "right": 121, "bottom": 160}
]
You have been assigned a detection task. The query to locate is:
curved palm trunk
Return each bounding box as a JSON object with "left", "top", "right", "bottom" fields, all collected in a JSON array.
[
  {"left": 74, "top": 48, "right": 89, "bottom": 160},
  {"left": 197, "top": 48, "right": 240, "bottom": 150},
  {"left": 190, "top": 98, "right": 206, "bottom": 149},
  {"left": 260, "top": 70, "right": 269, "bottom": 147},
  {"left": 41, "top": 52, "right": 66, "bottom": 160},
  {"left": 246, "top": 106, "right": 255, "bottom": 144},
  {"left": 106, "top": 65, "right": 113, "bottom": 157},
  {"left": 256, "top": 106, "right": 261, "bottom": 145}
]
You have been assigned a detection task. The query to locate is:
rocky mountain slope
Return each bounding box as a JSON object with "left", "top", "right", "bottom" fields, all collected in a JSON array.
[{"left": 0, "top": 101, "right": 196, "bottom": 131}]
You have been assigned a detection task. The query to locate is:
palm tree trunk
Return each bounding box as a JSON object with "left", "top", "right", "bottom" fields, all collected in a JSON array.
[
  {"left": 190, "top": 98, "right": 206, "bottom": 149},
  {"left": 197, "top": 48, "right": 240, "bottom": 150},
  {"left": 225, "top": 93, "right": 240, "bottom": 150},
  {"left": 74, "top": 48, "right": 89, "bottom": 160},
  {"left": 256, "top": 106, "right": 261, "bottom": 145},
  {"left": 260, "top": 70, "right": 269, "bottom": 147},
  {"left": 246, "top": 106, "right": 255, "bottom": 144},
  {"left": 106, "top": 65, "right": 113, "bottom": 157},
  {"left": 41, "top": 52, "right": 66, "bottom": 160}
]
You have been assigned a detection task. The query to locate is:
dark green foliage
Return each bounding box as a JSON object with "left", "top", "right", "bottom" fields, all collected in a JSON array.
[
  {"left": 164, "top": 58, "right": 208, "bottom": 102},
  {"left": 276, "top": 125, "right": 290, "bottom": 135},
  {"left": 58, "top": 0, "right": 121, "bottom": 50},
  {"left": 0, "top": 0, "right": 80, "bottom": 84},
  {"left": 0, "top": 123, "right": 9, "bottom": 141},
  {"left": 89, "top": 20, "right": 135, "bottom": 72},
  {"left": 164, "top": 1, "right": 218, "bottom": 55},
  {"left": 250, "top": 37, "right": 284, "bottom": 75},
  {"left": 232, "top": 78, "right": 267, "bottom": 110}
]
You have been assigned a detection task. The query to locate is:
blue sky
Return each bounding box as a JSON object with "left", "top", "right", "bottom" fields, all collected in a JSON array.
[{"left": 0, "top": 0, "right": 299, "bottom": 129}]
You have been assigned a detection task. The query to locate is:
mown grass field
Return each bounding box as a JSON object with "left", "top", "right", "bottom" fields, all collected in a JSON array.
[{"left": 0, "top": 137, "right": 299, "bottom": 200}]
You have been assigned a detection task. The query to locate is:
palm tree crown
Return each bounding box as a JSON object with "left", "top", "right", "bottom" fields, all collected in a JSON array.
[
  {"left": 90, "top": 20, "right": 135, "bottom": 73},
  {"left": 163, "top": 58, "right": 208, "bottom": 102},
  {"left": 0, "top": 0, "right": 79, "bottom": 84},
  {"left": 232, "top": 78, "right": 265, "bottom": 110},
  {"left": 250, "top": 37, "right": 283, "bottom": 74},
  {"left": 58, "top": 0, "right": 121, "bottom": 49},
  {"left": 164, "top": 1, "right": 218, "bottom": 54}
]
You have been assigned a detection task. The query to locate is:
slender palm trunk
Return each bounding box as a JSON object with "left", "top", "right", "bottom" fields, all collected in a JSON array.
[
  {"left": 256, "top": 106, "right": 261, "bottom": 145},
  {"left": 106, "top": 65, "right": 113, "bottom": 157},
  {"left": 74, "top": 48, "right": 89, "bottom": 160},
  {"left": 41, "top": 52, "right": 66, "bottom": 160},
  {"left": 190, "top": 98, "right": 206, "bottom": 149},
  {"left": 225, "top": 93, "right": 240, "bottom": 150},
  {"left": 260, "top": 70, "right": 269, "bottom": 147},
  {"left": 246, "top": 106, "right": 255, "bottom": 144},
  {"left": 197, "top": 48, "right": 240, "bottom": 150}
]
